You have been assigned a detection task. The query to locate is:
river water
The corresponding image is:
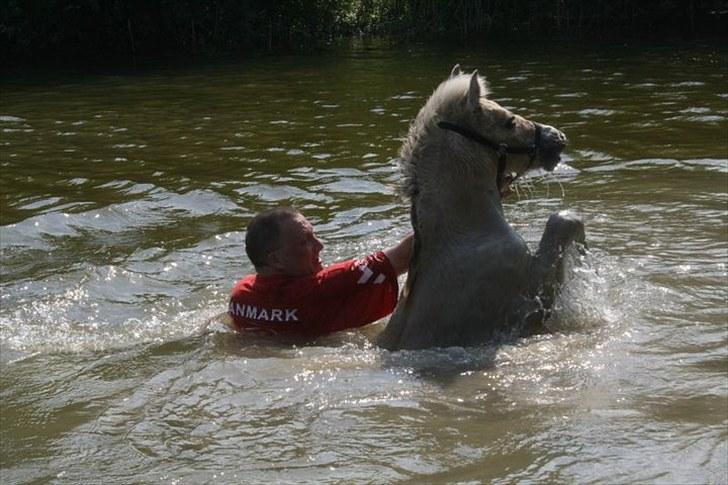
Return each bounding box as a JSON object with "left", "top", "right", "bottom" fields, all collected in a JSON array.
[{"left": 1, "top": 40, "right": 726, "bottom": 484}]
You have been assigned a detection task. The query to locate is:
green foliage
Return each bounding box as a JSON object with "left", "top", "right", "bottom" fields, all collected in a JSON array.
[
  {"left": 1, "top": 0, "right": 725, "bottom": 66},
  {"left": 356, "top": 0, "right": 728, "bottom": 39},
  {"left": 0, "top": 0, "right": 357, "bottom": 65}
]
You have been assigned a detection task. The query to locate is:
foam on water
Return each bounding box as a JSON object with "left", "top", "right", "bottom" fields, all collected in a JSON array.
[
  {"left": 0, "top": 235, "right": 632, "bottom": 366},
  {"left": 0, "top": 289, "right": 223, "bottom": 356}
]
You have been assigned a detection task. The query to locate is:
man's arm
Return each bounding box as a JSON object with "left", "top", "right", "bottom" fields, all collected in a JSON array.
[{"left": 383, "top": 233, "right": 413, "bottom": 276}]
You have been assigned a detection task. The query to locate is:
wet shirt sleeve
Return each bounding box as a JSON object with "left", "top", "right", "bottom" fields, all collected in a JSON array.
[{"left": 310, "top": 251, "right": 399, "bottom": 334}]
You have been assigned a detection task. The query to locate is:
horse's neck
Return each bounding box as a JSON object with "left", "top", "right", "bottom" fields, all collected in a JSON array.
[{"left": 408, "top": 146, "right": 510, "bottom": 238}]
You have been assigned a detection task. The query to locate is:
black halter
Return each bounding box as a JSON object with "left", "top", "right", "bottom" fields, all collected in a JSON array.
[{"left": 437, "top": 120, "right": 542, "bottom": 192}]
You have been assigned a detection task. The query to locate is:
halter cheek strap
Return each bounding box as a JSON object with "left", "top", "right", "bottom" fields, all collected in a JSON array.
[{"left": 437, "top": 120, "right": 542, "bottom": 191}]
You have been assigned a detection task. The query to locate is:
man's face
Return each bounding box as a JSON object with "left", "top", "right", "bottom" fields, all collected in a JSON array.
[{"left": 269, "top": 214, "right": 324, "bottom": 277}]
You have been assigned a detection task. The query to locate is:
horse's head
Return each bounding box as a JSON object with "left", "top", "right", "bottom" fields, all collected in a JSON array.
[{"left": 430, "top": 65, "right": 567, "bottom": 197}]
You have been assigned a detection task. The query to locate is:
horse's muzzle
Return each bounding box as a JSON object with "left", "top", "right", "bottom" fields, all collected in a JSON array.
[{"left": 539, "top": 124, "right": 567, "bottom": 171}]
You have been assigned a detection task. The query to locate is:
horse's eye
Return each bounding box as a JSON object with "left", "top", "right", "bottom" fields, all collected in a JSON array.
[{"left": 505, "top": 116, "right": 516, "bottom": 129}]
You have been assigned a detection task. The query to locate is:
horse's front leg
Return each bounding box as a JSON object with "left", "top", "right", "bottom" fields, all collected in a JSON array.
[{"left": 530, "top": 210, "right": 587, "bottom": 317}]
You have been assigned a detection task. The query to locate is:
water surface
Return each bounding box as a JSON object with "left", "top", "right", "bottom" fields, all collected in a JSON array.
[{"left": 1, "top": 40, "right": 727, "bottom": 483}]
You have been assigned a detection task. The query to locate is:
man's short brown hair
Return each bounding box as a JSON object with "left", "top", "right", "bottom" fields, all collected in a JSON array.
[{"left": 245, "top": 207, "right": 300, "bottom": 269}]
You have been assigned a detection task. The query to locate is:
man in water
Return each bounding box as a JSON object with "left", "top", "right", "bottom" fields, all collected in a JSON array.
[{"left": 228, "top": 207, "right": 412, "bottom": 336}]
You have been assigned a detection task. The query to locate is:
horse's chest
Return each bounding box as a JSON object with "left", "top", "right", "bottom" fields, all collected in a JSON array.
[{"left": 420, "top": 239, "right": 531, "bottom": 297}]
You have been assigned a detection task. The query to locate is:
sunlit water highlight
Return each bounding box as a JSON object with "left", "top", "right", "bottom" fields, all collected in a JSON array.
[{"left": 1, "top": 41, "right": 726, "bottom": 483}]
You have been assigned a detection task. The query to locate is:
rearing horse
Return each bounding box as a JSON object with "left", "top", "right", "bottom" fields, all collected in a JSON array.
[{"left": 379, "top": 66, "right": 586, "bottom": 350}]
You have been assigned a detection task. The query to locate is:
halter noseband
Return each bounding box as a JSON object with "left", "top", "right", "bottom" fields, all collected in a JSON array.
[{"left": 437, "top": 120, "right": 542, "bottom": 192}]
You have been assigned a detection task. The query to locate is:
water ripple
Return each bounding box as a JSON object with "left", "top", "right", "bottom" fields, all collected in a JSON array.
[{"left": 1, "top": 43, "right": 726, "bottom": 484}]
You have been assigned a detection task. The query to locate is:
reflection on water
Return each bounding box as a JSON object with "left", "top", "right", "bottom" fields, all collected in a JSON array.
[{"left": 1, "top": 41, "right": 726, "bottom": 483}]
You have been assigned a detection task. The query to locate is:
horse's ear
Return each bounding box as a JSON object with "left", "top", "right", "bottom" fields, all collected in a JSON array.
[
  {"left": 450, "top": 64, "right": 462, "bottom": 78},
  {"left": 467, "top": 71, "right": 481, "bottom": 112}
]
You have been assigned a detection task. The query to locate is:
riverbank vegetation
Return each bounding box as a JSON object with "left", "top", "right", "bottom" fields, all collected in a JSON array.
[{"left": 2, "top": 0, "right": 726, "bottom": 66}]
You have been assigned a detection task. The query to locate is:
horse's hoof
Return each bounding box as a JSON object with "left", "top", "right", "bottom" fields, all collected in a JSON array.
[{"left": 545, "top": 210, "right": 586, "bottom": 247}]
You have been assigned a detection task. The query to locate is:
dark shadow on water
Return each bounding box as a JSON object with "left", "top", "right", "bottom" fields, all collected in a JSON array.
[{"left": 380, "top": 343, "right": 501, "bottom": 387}]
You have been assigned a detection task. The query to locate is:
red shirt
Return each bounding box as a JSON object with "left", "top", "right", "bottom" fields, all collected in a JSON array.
[{"left": 228, "top": 251, "right": 399, "bottom": 336}]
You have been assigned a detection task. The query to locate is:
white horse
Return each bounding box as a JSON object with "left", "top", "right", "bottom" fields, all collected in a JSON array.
[{"left": 379, "top": 66, "right": 586, "bottom": 350}]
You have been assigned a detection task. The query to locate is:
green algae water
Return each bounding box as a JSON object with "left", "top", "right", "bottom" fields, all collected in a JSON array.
[{"left": 1, "top": 40, "right": 726, "bottom": 483}]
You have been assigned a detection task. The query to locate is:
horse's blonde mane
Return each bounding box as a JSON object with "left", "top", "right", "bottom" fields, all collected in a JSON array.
[{"left": 398, "top": 72, "right": 490, "bottom": 199}]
